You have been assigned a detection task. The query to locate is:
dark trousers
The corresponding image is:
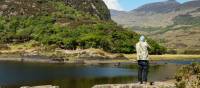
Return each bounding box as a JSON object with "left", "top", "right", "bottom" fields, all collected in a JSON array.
[{"left": 138, "top": 60, "right": 149, "bottom": 83}]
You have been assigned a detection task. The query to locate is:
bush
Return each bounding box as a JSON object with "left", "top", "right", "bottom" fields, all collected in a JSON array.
[
  {"left": 148, "top": 38, "right": 166, "bottom": 55},
  {"left": 175, "top": 63, "right": 200, "bottom": 88}
]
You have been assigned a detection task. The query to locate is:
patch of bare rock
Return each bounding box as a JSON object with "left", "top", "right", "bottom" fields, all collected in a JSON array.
[{"left": 92, "top": 82, "right": 175, "bottom": 88}]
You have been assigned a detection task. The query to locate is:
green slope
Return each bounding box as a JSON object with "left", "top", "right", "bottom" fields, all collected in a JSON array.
[{"left": 0, "top": 0, "right": 165, "bottom": 54}]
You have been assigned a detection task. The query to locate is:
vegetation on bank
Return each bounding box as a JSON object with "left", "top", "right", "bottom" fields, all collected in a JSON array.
[
  {"left": 175, "top": 63, "right": 200, "bottom": 88},
  {"left": 0, "top": 0, "right": 165, "bottom": 54},
  {"left": 1, "top": 41, "right": 200, "bottom": 61}
]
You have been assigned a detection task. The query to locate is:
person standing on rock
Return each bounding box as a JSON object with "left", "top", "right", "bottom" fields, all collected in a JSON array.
[{"left": 136, "top": 35, "right": 151, "bottom": 84}]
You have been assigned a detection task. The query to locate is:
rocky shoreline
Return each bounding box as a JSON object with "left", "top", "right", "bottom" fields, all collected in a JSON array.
[
  {"left": 0, "top": 48, "right": 200, "bottom": 65},
  {"left": 92, "top": 81, "right": 176, "bottom": 88},
  {"left": 20, "top": 85, "right": 59, "bottom": 88},
  {"left": 0, "top": 48, "right": 133, "bottom": 64},
  {"left": 18, "top": 81, "right": 176, "bottom": 88}
]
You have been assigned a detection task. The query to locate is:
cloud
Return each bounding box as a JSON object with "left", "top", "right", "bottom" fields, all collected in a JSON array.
[{"left": 103, "top": 0, "right": 123, "bottom": 10}]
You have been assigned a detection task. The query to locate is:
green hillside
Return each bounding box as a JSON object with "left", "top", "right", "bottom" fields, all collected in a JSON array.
[{"left": 0, "top": 0, "right": 165, "bottom": 54}]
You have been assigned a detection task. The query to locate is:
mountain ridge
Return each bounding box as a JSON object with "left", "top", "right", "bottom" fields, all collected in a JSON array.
[
  {"left": 133, "top": 0, "right": 180, "bottom": 13},
  {"left": 111, "top": 0, "right": 200, "bottom": 53},
  {"left": 111, "top": 0, "right": 200, "bottom": 27}
]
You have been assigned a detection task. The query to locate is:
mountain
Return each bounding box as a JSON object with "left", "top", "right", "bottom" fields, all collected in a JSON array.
[
  {"left": 0, "top": 0, "right": 110, "bottom": 20},
  {"left": 110, "top": 9, "right": 127, "bottom": 16},
  {"left": 111, "top": 0, "right": 200, "bottom": 53},
  {"left": 111, "top": 0, "right": 200, "bottom": 27},
  {"left": 0, "top": 0, "right": 166, "bottom": 54},
  {"left": 64, "top": 0, "right": 111, "bottom": 20},
  {"left": 178, "top": 0, "right": 200, "bottom": 10},
  {"left": 134, "top": 0, "right": 180, "bottom": 13}
]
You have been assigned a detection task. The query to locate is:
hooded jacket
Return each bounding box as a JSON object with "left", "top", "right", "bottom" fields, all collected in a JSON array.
[{"left": 136, "top": 36, "right": 151, "bottom": 60}]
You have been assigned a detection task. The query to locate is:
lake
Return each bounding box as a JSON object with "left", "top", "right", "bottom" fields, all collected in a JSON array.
[{"left": 0, "top": 60, "right": 200, "bottom": 88}]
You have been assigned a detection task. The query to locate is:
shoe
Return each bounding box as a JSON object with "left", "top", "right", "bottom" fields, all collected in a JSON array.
[{"left": 150, "top": 82, "right": 154, "bottom": 85}]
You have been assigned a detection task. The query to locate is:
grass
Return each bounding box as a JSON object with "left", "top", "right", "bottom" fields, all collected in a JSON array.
[{"left": 0, "top": 41, "right": 40, "bottom": 54}]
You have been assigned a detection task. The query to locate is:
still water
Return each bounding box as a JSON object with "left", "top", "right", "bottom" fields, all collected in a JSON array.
[{"left": 0, "top": 60, "right": 199, "bottom": 88}]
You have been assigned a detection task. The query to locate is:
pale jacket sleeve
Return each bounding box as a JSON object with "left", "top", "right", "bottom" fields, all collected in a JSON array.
[
  {"left": 145, "top": 41, "right": 151, "bottom": 48},
  {"left": 136, "top": 44, "right": 140, "bottom": 60}
]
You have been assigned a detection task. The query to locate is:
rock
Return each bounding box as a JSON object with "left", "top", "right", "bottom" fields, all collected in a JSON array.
[
  {"left": 20, "top": 85, "right": 59, "bottom": 88},
  {"left": 0, "top": 5, "right": 8, "bottom": 10},
  {"left": 92, "top": 82, "right": 175, "bottom": 88},
  {"left": 64, "top": 0, "right": 111, "bottom": 20},
  {"left": 0, "top": 0, "right": 110, "bottom": 20}
]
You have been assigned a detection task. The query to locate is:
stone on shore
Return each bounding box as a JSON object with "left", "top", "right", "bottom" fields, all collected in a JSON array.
[
  {"left": 20, "top": 85, "right": 59, "bottom": 88},
  {"left": 92, "top": 82, "right": 175, "bottom": 88}
]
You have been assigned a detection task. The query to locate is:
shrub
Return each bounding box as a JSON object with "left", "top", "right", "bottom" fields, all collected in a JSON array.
[{"left": 175, "top": 63, "right": 200, "bottom": 88}]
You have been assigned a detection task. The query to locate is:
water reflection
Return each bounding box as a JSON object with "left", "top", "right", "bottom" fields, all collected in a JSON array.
[{"left": 0, "top": 60, "right": 195, "bottom": 88}]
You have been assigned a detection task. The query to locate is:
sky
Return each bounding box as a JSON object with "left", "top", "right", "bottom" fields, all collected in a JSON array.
[{"left": 103, "top": 0, "right": 192, "bottom": 11}]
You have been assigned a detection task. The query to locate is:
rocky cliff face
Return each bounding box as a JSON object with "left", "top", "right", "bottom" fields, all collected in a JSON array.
[
  {"left": 64, "top": 0, "right": 111, "bottom": 20},
  {"left": 0, "top": 0, "right": 110, "bottom": 20}
]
